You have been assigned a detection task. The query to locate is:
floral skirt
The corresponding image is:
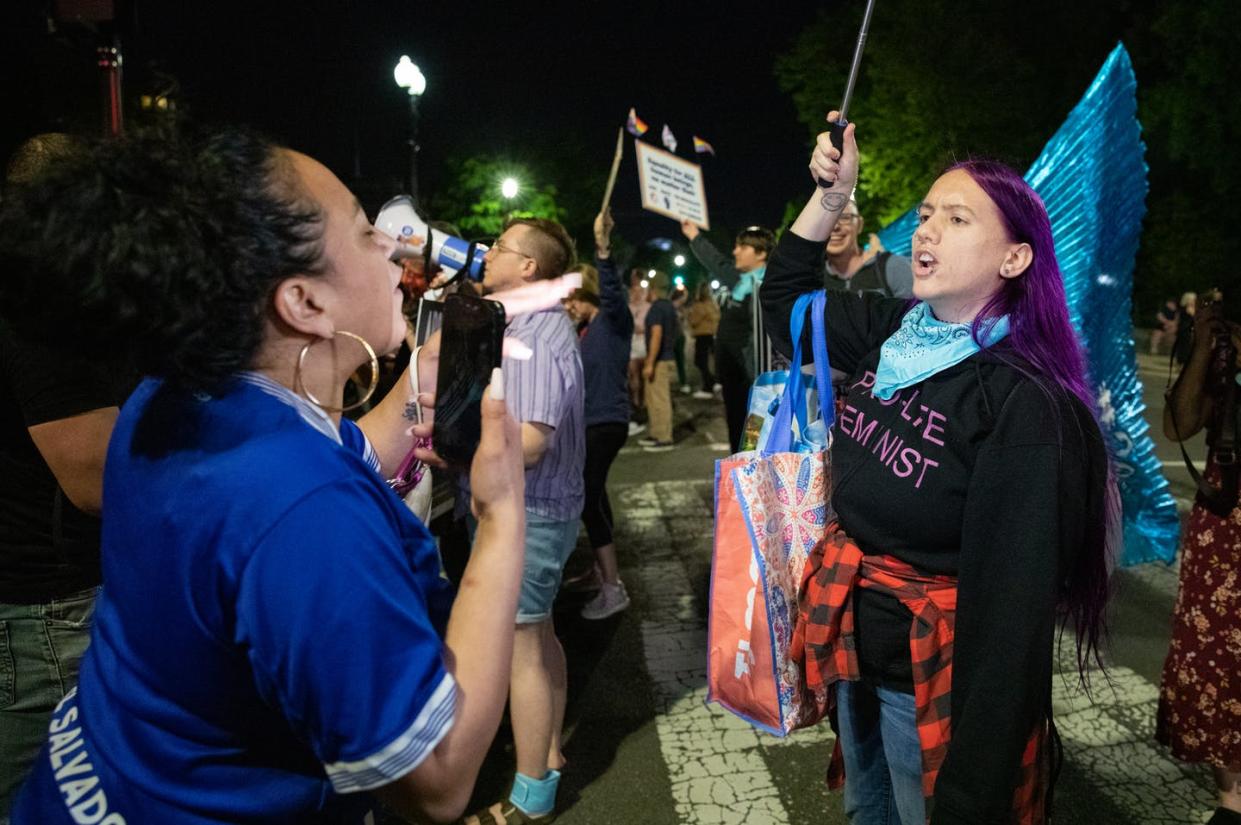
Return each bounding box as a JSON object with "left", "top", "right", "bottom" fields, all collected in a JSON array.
[{"left": 1156, "top": 462, "right": 1241, "bottom": 768}]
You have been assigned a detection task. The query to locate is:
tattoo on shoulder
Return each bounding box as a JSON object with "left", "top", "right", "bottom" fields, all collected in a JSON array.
[
  {"left": 403, "top": 400, "right": 419, "bottom": 421},
  {"left": 819, "top": 192, "right": 848, "bottom": 212}
]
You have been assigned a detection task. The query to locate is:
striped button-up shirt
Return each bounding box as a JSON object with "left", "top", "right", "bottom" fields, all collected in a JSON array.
[{"left": 503, "top": 305, "right": 585, "bottom": 520}]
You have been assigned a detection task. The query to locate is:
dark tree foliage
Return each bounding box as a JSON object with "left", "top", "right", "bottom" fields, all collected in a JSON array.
[{"left": 775, "top": 0, "right": 1238, "bottom": 320}]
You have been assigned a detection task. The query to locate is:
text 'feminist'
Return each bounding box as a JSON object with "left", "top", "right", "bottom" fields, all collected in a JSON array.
[{"left": 838, "top": 371, "right": 947, "bottom": 489}]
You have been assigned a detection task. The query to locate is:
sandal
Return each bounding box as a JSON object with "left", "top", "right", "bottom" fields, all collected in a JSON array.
[{"left": 461, "top": 800, "right": 556, "bottom": 824}]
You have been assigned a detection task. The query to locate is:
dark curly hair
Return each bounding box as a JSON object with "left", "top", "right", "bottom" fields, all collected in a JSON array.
[{"left": 0, "top": 127, "right": 325, "bottom": 392}]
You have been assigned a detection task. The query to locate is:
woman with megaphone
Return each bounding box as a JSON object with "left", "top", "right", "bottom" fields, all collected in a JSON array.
[
  {"left": 761, "top": 113, "right": 1116, "bottom": 824},
  {"left": 1, "top": 128, "right": 528, "bottom": 824}
]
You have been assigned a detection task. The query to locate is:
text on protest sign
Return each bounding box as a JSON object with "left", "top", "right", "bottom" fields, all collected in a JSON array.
[{"left": 635, "top": 141, "right": 710, "bottom": 230}]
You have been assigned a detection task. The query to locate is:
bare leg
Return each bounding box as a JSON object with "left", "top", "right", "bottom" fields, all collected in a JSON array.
[
  {"left": 1217, "top": 766, "right": 1241, "bottom": 813},
  {"left": 510, "top": 622, "right": 553, "bottom": 780},
  {"left": 545, "top": 622, "right": 568, "bottom": 772}
]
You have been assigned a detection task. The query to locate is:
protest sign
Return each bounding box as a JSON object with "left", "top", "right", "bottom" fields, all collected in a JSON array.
[{"left": 635, "top": 141, "right": 709, "bottom": 229}]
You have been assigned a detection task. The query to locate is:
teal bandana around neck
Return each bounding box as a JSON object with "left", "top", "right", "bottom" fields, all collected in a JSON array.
[
  {"left": 872, "top": 303, "right": 1011, "bottom": 400},
  {"left": 730, "top": 265, "right": 766, "bottom": 302}
]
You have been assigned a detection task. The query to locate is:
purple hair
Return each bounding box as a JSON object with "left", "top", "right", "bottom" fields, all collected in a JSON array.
[{"left": 949, "top": 159, "right": 1119, "bottom": 681}]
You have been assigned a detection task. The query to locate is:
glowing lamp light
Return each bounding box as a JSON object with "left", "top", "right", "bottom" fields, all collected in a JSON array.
[
  {"left": 501, "top": 177, "right": 520, "bottom": 199},
  {"left": 673, "top": 275, "right": 685, "bottom": 287},
  {"left": 640, "top": 279, "right": 650, "bottom": 289},
  {"left": 673, "top": 254, "right": 686, "bottom": 267},
  {"left": 710, "top": 279, "right": 721, "bottom": 290},
  {"left": 647, "top": 269, "right": 656, "bottom": 278},
  {"left": 393, "top": 56, "right": 427, "bottom": 96}
]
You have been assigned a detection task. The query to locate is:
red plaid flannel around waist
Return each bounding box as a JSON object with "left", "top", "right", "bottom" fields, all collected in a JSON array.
[{"left": 791, "top": 522, "right": 1045, "bottom": 822}]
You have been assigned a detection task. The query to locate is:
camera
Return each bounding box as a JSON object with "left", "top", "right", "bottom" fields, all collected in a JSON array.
[{"left": 1196, "top": 288, "right": 1237, "bottom": 392}]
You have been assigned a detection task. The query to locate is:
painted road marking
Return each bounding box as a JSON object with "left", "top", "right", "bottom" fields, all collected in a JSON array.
[
  {"left": 617, "top": 480, "right": 1211, "bottom": 824},
  {"left": 620, "top": 481, "right": 834, "bottom": 824}
]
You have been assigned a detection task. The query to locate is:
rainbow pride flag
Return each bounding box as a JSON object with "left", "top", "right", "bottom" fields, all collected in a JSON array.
[
  {"left": 626, "top": 107, "right": 649, "bottom": 137},
  {"left": 693, "top": 136, "right": 716, "bottom": 156}
]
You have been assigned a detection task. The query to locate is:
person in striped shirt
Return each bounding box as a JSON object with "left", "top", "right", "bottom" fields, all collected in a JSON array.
[{"left": 465, "top": 218, "right": 585, "bottom": 825}]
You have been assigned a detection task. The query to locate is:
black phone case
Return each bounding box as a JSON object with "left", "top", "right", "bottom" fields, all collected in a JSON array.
[{"left": 432, "top": 294, "right": 505, "bottom": 467}]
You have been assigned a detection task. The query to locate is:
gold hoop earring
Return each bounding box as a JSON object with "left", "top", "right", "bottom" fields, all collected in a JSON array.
[{"left": 294, "top": 330, "right": 379, "bottom": 413}]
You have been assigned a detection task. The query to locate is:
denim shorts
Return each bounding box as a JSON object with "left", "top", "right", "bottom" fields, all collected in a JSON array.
[{"left": 469, "top": 512, "right": 579, "bottom": 624}]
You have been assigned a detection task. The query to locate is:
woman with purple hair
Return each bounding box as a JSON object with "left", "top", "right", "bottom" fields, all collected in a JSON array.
[{"left": 761, "top": 114, "right": 1117, "bottom": 824}]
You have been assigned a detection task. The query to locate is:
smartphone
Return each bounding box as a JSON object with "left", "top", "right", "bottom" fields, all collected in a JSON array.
[{"left": 433, "top": 293, "right": 506, "bottom": 467}]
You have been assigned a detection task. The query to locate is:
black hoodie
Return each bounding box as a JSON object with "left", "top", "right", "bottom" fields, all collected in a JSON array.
[{"left": 762, "top": 230, "right": 1110, "bottom": 824}]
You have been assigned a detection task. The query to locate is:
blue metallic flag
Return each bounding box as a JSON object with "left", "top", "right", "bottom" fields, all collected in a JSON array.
[{"left": 875, "top": 43, "right": 1180, "bottom": 566}]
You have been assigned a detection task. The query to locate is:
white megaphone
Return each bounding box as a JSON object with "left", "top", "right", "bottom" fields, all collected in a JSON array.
[{"left": 376, "top": 195, "right": 488, "bottom": 282}]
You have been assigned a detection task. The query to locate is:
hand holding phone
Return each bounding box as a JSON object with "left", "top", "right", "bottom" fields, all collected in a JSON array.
[{"left": 433, "top": 294, "right": 506, "bottom": 467}]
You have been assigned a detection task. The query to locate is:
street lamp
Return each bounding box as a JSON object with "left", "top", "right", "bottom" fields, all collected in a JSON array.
[
  {"left": 673, "top": 254, "right": 686, "bottom": 267},
  {"left": 393, "top": 56, "right": 427, "bottom": 200},
  {"left": 501, "top": 177, "right": 520, "bottom": 199},
  {"left": 710, "top": 279, "right": 721, "bottom": 290},
  {"left": 647, "top": 269, "right": 656, "bottom": 278}
]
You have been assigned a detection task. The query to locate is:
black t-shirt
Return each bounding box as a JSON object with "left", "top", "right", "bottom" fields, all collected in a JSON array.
[
  {"left": 763, "top": 231, "right": 1109, "bottom": 821},
  {"left": 645, "top": 298, "right": 678, "bottom": 362},
  {"left": 0, "top": 328, "right": 125, "bottom": 602}
]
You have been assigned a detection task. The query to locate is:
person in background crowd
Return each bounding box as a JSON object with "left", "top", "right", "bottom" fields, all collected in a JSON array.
[
  {"left": 671, "top": 285, "right": 691, "bottom": 395},
  {"left": 763, "top": 114, "right": 1116, "bottom": 824},
  {"left": 1151, "top": 296, "right": 1180, "bottom": 356},
  {"left": 575, "top": 262, "right": 600, "bottom": 300},
  {"left": 466, "top": 216, "right": 585, "bottom": 825},
  {"left": 1174, "top": 291, "right": 1198, "bottom": 367},
  {"left": 687, "top": 281, "right": 721, "bottom": 399},
  {"left": 627, "top": 270, "right": 650, "bottom": 437},
  {"left": 1158, "top": 289, "right": 1241, "bottom": 825},
  {"left": 682, "top": 220, "right": 775, "bottom": 451},
  {"left": 638, "top": 271, "right": 678, "bottom": 453},
  {"left": 824, "top": 197, "right": 914, "bottom": 299},
  {"left": 0, "top": 134, "right": 129, "bottom": 824},
  {"left": 563, "top": 209, "right": 634, "bottom": 620},
  {"left": 1, "top": 128, "right": 528, "bottom": 824}
]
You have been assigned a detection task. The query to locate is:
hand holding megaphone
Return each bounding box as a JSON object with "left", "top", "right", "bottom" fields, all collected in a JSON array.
[{"left": 376, "top": 195, "right": 488, "bottom": 283}]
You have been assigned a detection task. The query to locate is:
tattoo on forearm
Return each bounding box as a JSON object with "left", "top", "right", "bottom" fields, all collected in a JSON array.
[
  {"left": 819, "top": 192, "right": 848, "bottom": 212},
  {"left": 403, "top": 400, "right": 419, "bottom": 421}
]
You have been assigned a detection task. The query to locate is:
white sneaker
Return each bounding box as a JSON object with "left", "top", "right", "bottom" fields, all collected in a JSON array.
[
  {"left": 637, "top": 436, "right": 659, "bottom": 447},
  {"left": 692, "top": 390, "right": 713, "bottom": 399},
  {"left": 679, "top": 385, "right": 692, "bottom": 395},
  {"left": 628, "top": 421, "right": 646, "bottom": 437},
  {"left": 581, "top": 582, "right": 630, "bottom": 620}
]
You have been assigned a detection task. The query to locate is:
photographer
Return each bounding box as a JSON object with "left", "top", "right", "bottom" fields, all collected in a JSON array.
[{"left": 1158, "top": 288, "right": 1241, "bottom": 825}]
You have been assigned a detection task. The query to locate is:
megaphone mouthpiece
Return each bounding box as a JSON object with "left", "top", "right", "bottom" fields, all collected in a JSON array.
[{"left": 376, "top": 195, "right": 488, "bottom": 282}]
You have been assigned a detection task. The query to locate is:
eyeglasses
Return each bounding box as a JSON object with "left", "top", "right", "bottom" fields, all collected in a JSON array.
[{"left": 490, "top": 239, "right": 533, "bottom": 260}]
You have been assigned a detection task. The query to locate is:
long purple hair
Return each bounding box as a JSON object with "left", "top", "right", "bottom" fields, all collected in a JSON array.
[{"left": 949, "top": 159, "right": 1119, "bottom": 679}]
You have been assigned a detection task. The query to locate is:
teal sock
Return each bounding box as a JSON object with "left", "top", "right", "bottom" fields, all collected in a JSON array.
[{"left": 509, "top": 769, "right": 560, "bottom": 816}]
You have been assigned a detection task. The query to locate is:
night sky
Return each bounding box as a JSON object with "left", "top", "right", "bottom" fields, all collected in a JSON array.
[{"left": 4, "top": 0, "right": 831, "bottom": 253}]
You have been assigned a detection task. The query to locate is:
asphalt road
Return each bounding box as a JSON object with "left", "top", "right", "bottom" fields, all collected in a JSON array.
[{"left": 386, "top": 339, "right": 1221, "bottom": 825}]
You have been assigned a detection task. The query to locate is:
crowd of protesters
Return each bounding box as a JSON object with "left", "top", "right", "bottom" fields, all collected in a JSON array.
[{"left": 0, "top": 105, "right": 1236, "bottom": 825}]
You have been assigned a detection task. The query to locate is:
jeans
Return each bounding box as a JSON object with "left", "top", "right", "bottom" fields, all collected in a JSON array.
[
  {"left": 837, "top": 680, "right": 926, "bottom": 825},
  {"left": 0, "top": 588, "right": 97, "bottom": 823},
  {"left": 467, "top": 513, "right": 579, "bottom": 624}
]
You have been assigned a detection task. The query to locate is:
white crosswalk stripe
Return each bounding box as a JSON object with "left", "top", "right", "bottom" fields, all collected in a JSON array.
[{"left": 616, "top": 480, "right": 1216, "bottom": 824}]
